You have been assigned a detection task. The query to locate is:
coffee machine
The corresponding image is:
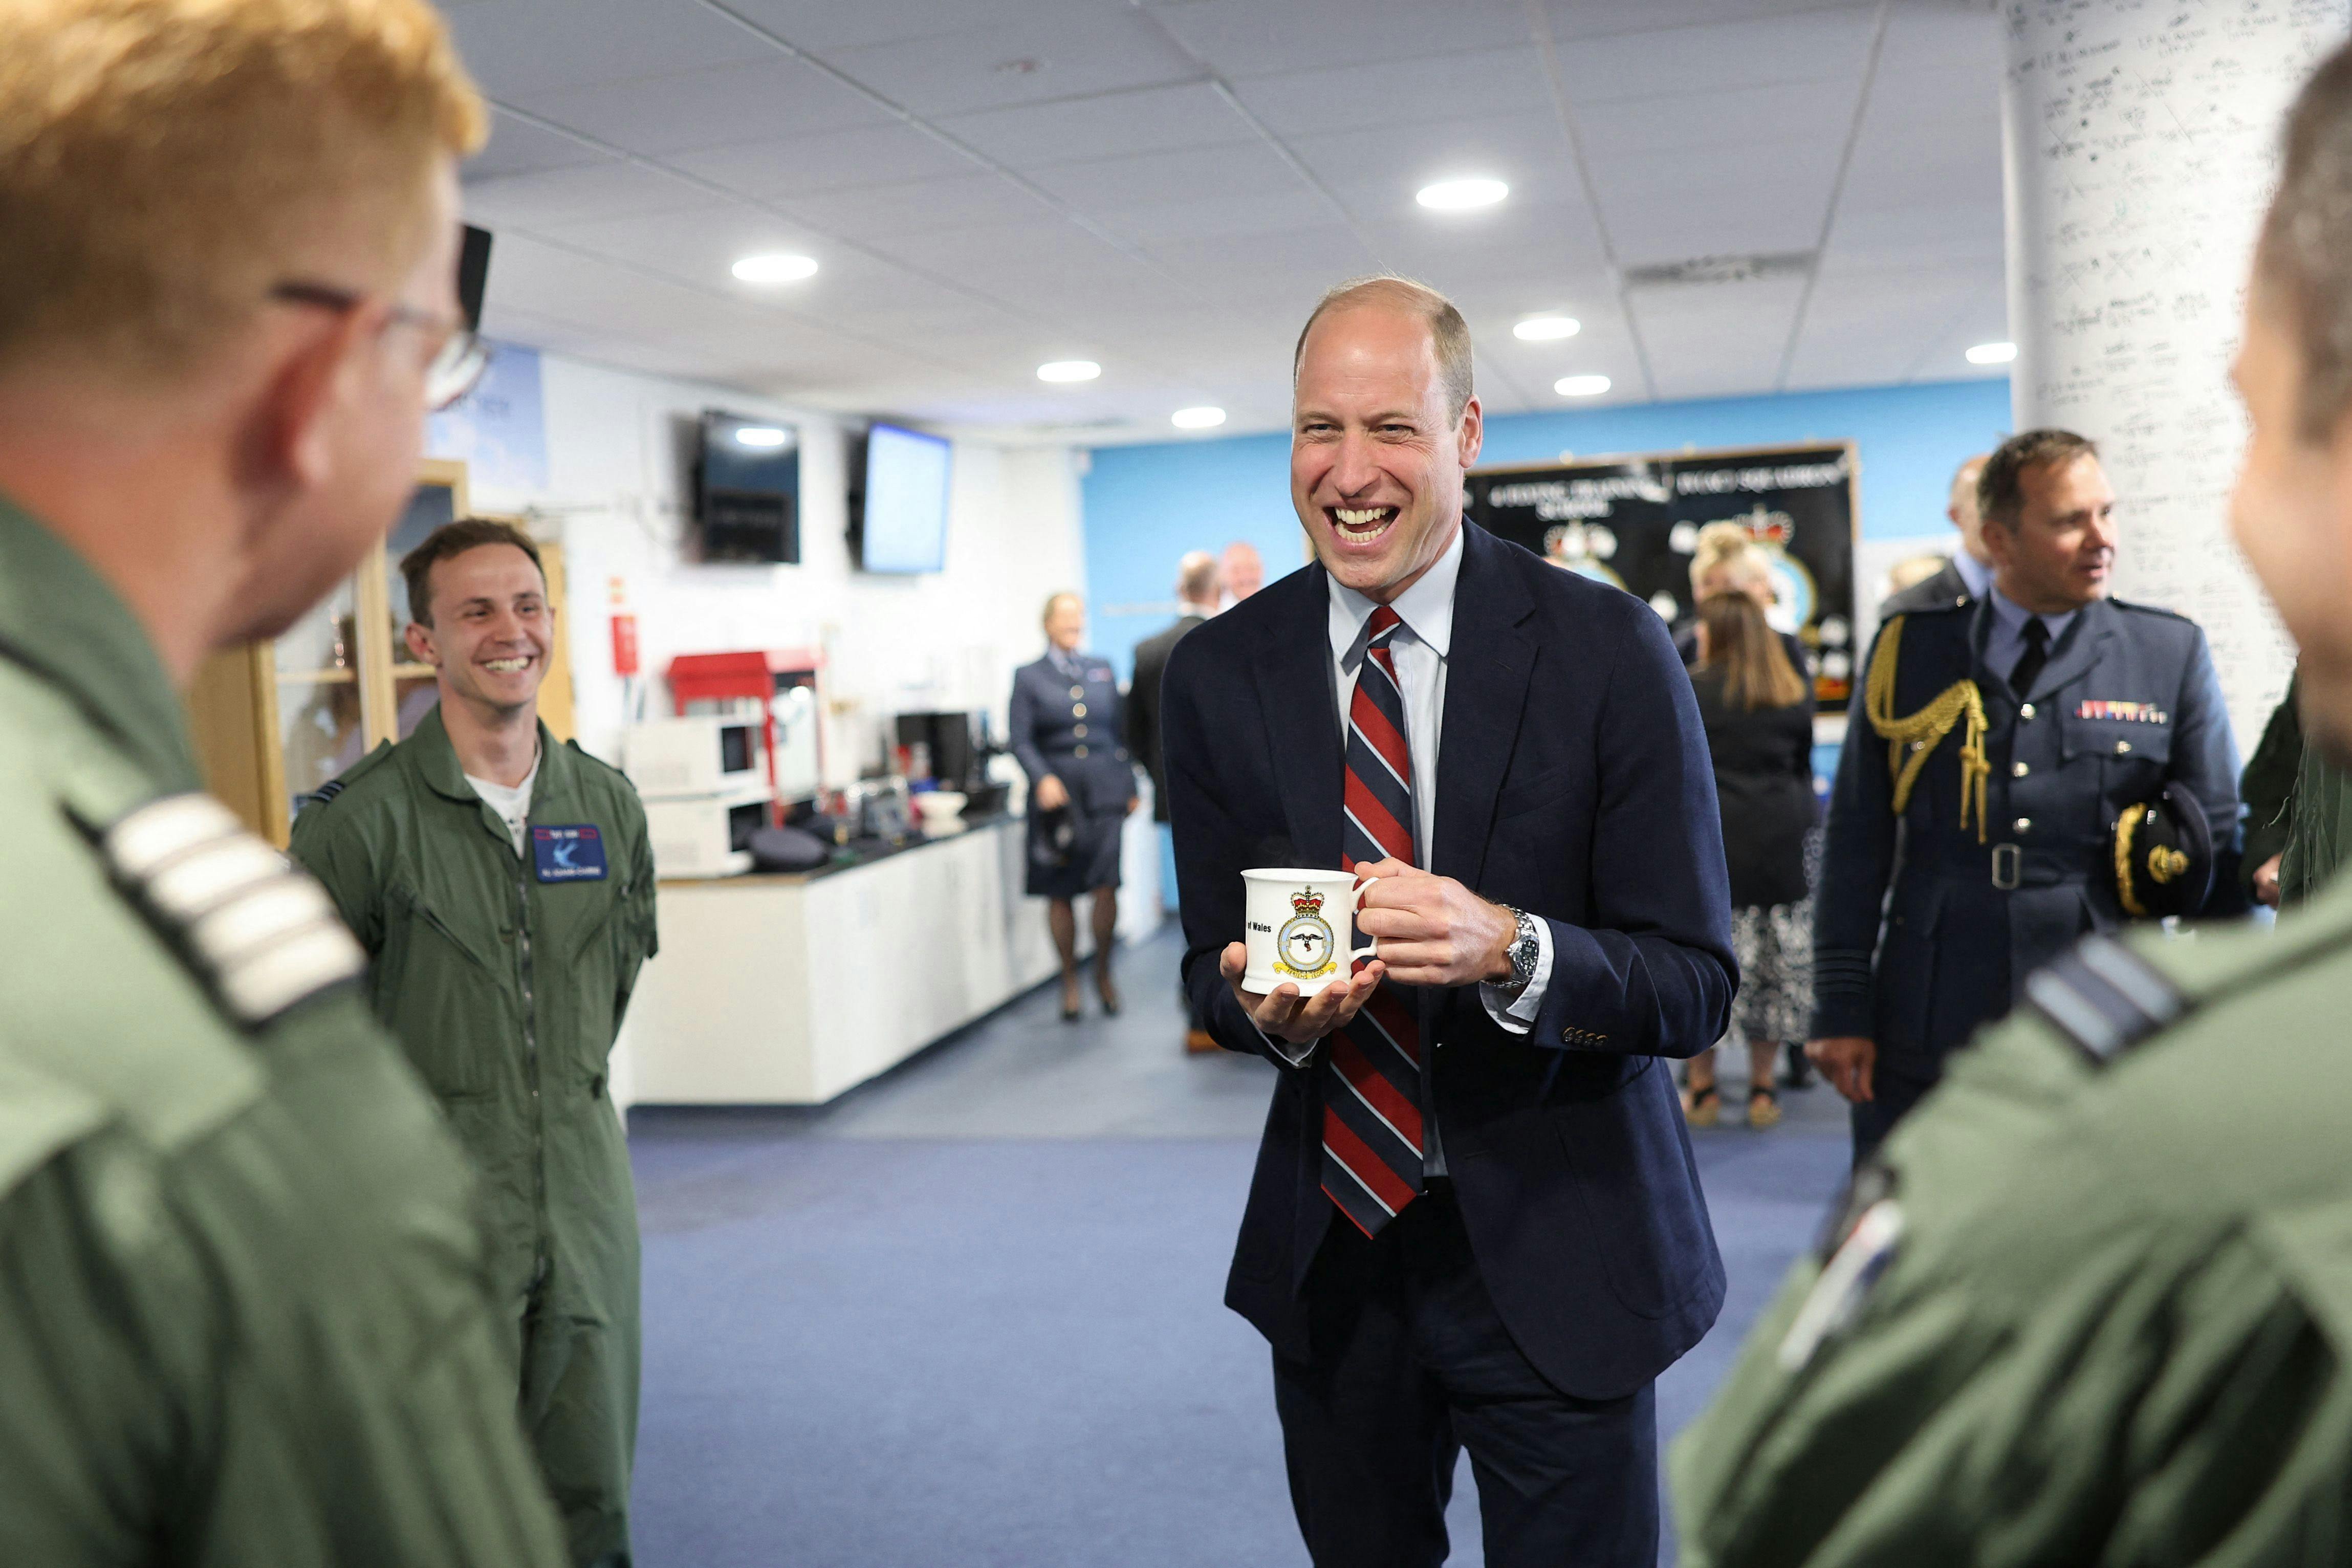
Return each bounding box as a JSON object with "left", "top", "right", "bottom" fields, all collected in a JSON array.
[{"left": 894, "top": 709, "right": 1008, "bottom": 815}]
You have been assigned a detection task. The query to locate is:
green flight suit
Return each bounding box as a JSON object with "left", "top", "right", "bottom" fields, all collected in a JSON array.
[
  {"left": 291, "top": 704, "right": 658, "bottom": 1568},
  {"left": 0, "top": 496, "right": 568, "bottom": 1566},
  {"left": 1673, "top": 871, "right": 2352, "bottom": 1566},
  {"left": 2241, "top": 671, "right": 2351, "bottom": 906}
]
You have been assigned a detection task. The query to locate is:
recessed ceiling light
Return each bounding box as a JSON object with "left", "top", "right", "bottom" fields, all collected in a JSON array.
[
  {"left": 1037, "top": 360, "right": 1101, "bottom": 383},
  {"left": 1171, "top": 406, "right": 1226, "bottom": 429},
  {"left": 734, "top": 426, "right": 789, "bottom": 448},
  {"left": 1416, "top": 177, "right": 1509, "bottom": 211},
  {"left": 1554, "top": 374, "right": 1611, "bottom": 398},
  {"left": 1514, "top": 315, "right": 1581, "bottom": 341},
  {"left": 732, "top": 252, "right": 818, "bottom": 284},
  {"left": 1966, "top": 340, "right": 2018, "bottom": 365}
]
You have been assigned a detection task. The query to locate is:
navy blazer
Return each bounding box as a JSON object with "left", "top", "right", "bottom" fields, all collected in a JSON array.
[{"left": 1161, "top": 523, "right": 1737, "bottom": 1400}]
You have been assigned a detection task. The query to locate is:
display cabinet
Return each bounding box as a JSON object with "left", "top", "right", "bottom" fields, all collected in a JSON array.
[{"left": 189, "top": 459, "right": 575, "bottom": 845}]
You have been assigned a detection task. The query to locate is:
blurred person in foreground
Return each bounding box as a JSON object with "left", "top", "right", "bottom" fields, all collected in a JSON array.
[
  {"left": 1673, "top": 41, "right": 2352, "bottom": 1563},
  {"left": 1125, "top": 549, "right": 1221, "bottom": 1049},
  {"left": 1879, "top": 453, "right": 1994, "bottom": 615},
  {"left": 291, "top": 517, "right": 659, "bottom": 1568},
  {"left": 1011, "top": 591, "right": 1140, "bottom": 1019},
  {"left": 1682, "top": 592, "right": 1818, "bottom": 1131},
  {"left": 1163, "top": 275, "right": 1735, "bottom": 1566},
  {"left": 0, "top": 1, "right": 567, "bottom": 1563},
  {"left": 1807, "top": 426, "right": 2243, "bottom": 1163}
]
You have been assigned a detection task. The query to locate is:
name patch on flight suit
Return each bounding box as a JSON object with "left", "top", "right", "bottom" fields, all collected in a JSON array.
[{"left": 533, "top": 824, "right": 608, "bottom": 883}]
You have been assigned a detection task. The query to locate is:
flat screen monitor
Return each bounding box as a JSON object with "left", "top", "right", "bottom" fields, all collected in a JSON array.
[
  {"left": 698, "top": 410, "right": 799, "bottom": 564},
  {"left": 857, "top": 423, "right": 951, "bottom": 574}
]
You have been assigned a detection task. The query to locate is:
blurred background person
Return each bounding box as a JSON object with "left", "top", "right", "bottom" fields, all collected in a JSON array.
[
  {"left": 1125, "top": 550, "right": 1221, "bottom": 1050},
  {"left": 1011, "top": 592, "right": 1139, "bottom": 1021},
  {"left": 2238, "top": 663, "right": 2350, "bottom": 906},
  {"left": 1678, "top": 522, "right": 1812, "bottom": 694},
  {"left": 1880, "top": 452, "right": 1994, "bottom": 614},
  {"left": 1682, "top": 591, "right": 1818, "bottom": 1130},
  {"left": 1218, "top": 538, "right": 1264, "bottom": 607}
]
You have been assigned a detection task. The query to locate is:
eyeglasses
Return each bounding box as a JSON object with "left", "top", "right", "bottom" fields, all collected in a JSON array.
[{"left": 269, "top": 280, "right": 491, "bottom": 412}]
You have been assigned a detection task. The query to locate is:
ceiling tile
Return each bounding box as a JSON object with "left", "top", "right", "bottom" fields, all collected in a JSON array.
[
  {"left": 444, "top": 0, "right": 764, "bottom": 96},
  {"left": 1553, "top": 8, "right": 1881, "bottom": 105},
  {"left": 500, "top": 57, "right": 895, "bottom": 156},
  {"left": 1142, "top": 0, "right": 1535, "bottom": 82},
  {"left": 666, "top": 123, "right": 979, "bottom": 198},
  {"left": 936, "top": 81, "right": 1258, "bottom": 169},
  {"left": 1224, "top": 46, "right": 1555, "bottom": 138},
  {"left": 463, "top": 161, "right": 720, "bottom": 229},
  {"left": 468, "top": 110, "right": 612, "bottom": 180},
  {"left": 815, "top": 11, "right": 1200, "bottom": 119}
]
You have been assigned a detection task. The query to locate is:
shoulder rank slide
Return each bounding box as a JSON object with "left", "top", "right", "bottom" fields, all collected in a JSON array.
[
  {"left": 2023, "top": 933, "right": 2188, "bottom": 1065},
  {"left": 103, "top": 794, "right": 365, "bottom": 1029}
]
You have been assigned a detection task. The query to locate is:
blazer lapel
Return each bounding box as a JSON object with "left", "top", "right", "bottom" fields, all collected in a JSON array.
[
  {"left": 1432, "top": 526, "right": 1536, "bottom": 891},
  {"left": 1250, "top": 565, "right": 1345, "bottom": 868}
]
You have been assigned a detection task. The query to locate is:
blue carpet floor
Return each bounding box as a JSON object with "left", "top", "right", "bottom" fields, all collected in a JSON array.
[{"left": 629, "top": 929, "right": 1851, "bottom": 1566}]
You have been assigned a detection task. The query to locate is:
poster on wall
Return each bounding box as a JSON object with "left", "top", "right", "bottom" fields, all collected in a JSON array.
[
  {"left": 426, "top": 340, "right": 548, "bottom": 497},
  {"left": 1466, "top": 442, "right": 1860, "bottom": 707}
]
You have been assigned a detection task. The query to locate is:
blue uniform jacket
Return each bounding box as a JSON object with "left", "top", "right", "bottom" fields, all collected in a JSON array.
[
  {"left": 1161, "top": 524, "right": 1737, "bottom": 1401},
  {"left": 1008, "top": 653, "right": 1135, "bottom": 814},
  {"left": 1814, "top": 595, "right": 2243, "bottom": 1066}
]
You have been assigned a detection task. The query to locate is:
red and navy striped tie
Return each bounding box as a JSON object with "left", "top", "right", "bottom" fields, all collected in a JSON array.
[{"left": 1325, "top": 605, "right": 1425, "bottom": 1238}]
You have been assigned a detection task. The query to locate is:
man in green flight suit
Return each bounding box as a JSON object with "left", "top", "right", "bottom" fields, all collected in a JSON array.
[
  {"left": 1673, "top": 40, "right": 2352, "bottom": 1565},
  {"left": 292, "top": 517, "right": 659, "bottom": 1568},
  {"left": 0, "top": 2, "right": 568, "bottom": 1564}
]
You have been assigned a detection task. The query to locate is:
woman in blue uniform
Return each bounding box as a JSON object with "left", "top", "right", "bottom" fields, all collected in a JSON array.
[{"left": 1010, "top": 592, "right": 1140, "bottom": 1020}]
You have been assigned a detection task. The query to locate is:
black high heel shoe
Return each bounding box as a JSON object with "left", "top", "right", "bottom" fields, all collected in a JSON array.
[
  {"left": 1060, "top": 974, "right": 1082, "bottom": 1022},
  {"left": 1096, "top": 970, "right": 1122, "bottom": 1016}
]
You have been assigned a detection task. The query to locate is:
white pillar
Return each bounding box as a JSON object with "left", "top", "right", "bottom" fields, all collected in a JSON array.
[{"left": 2001, "top": 0, "right": 2347, "bottom": 743}]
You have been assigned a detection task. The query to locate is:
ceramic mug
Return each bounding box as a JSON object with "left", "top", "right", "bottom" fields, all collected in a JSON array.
[{"left": 1239, "top": 867, "right": 1374, "bottom": 995}]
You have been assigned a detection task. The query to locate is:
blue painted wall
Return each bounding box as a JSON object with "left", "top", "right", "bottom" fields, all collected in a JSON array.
[{"left": 1082, "top": 377, "right": 2012, "bottom": 679}]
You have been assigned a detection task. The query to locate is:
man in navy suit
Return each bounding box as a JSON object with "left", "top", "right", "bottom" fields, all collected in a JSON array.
[{"left": 1161, "top": 277, "right": 1737, "bottom": 1567}]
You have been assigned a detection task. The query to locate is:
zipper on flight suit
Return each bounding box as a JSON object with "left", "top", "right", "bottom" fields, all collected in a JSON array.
[{"left": 517, "top": 851, "right": 549, "bottom": 1290}]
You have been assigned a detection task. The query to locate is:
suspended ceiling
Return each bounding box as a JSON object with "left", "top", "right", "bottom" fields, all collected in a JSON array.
[{"left": 449, "top": 0, "right": 2008, "bottom": 439}]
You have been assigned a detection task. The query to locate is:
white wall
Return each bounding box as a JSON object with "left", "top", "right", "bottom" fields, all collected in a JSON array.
[{"left": 453, "top": 352, "right": 1086, "bottom": 777}]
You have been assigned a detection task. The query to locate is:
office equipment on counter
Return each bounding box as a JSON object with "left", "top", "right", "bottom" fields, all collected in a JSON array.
[
  {"left": 644, "top": 782, "right": 770, "bottom": 878},
  {"left": 748, "top": 823, "right": 831, "bottom": 873},
  {"left": 623, "top": 713, "right": 764, "bottom": 798},
  {"left": 667, "top": 648, "right": 826, "bottom": 809},
  {"left": 912, "top": 790, "right": 967, "bottom": 835}
]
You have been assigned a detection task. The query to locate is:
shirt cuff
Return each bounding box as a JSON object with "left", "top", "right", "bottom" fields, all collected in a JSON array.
[
  {"left": 1480, "top": 917, "right": 1554, "bottom": 1035},
  {"left": 1252, "top": 1014, "right": 1319, "bottom": 1066}
]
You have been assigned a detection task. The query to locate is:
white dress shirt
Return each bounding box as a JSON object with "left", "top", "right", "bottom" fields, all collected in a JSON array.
[{"left": 1257, "top": 525, "right": 1557, "bottom": 1173}]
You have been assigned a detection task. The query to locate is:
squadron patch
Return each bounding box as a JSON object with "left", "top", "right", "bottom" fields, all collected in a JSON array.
[
  {"left": 2077, "top": 700, "right": 2169, "bottom": 724},
  {"left": 1779, "top": 1197, "right": 1906, "bottom": 1373},
  {"left": 102, "top": 794, "right": 364, "bottom": 1028}
]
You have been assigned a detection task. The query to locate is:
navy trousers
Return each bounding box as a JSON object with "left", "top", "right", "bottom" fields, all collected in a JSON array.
[
  {"left": 1271, "top": 1183, "right": 1658, "bottom": 1568},
  {"left": 1849, "top": 1060, "right": 1941, "bottom": 1167}
]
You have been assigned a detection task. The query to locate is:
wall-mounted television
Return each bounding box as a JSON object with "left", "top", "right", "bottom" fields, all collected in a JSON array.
[
  {"left": 851, "top": 423, "right": 952, "bottom": 574},
  {"left": 695, "top": 410, "right": 800, "bottom": 564}
]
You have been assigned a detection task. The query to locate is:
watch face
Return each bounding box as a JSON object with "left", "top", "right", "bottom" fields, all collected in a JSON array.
[{"left": 1276, "top": 910, "right": 1336, "bottom": 980}]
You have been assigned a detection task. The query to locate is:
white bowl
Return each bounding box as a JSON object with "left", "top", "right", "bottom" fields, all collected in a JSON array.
[{"left": 914, "top": 791, "right": 967, "bottom": 825}]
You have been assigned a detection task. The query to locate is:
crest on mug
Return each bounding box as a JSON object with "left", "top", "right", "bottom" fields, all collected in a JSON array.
[{"left": 1275, "top": 887, "right": 1338, "bottom": 981}]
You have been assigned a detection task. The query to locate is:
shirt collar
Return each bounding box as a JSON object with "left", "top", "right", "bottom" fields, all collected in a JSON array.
[
  {"left": 1988, "top": 581, "right": 2080, "bottom": 645},
  {"left": 1328, "top": 522, "right": 1465, "bottom": 666},
  {"left": 1953, "top": 550, "right": 1993, "bottom": 598},
  {"left": 0, "top": 490, "right": 202, "bottom": 790}
]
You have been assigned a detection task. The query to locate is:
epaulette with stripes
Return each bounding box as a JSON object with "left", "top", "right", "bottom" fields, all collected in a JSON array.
[{"left": 2023, "top": 933, "right": 2189, "bottom": 1065}]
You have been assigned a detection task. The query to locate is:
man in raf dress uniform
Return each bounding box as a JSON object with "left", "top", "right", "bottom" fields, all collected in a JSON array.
[
  {"left": 1809, "top": 428, "right": 2242, "bottom": 1161},
  {"left": 0, "top": 2, "right": 567, "bottom": 1563},
  {"left": 1674, "top": 43, "right": 2352, "bottom": 1562}
]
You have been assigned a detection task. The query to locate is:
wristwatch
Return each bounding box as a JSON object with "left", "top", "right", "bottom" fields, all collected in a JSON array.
[{"left": 1499, "top": 905, "right": 1541, "bottom": 994}]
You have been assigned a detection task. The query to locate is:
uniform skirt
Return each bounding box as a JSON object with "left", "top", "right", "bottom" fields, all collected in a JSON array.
[
  {"left": 1719, "top": 898, "right": 1814, "bottom": 1046},
  {"left": 1025, "top": 800, "right": 1123, "bottom": 899}
]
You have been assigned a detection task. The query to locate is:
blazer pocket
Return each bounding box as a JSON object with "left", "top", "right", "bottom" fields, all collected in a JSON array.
[
  {"left": 1493, "top": 763, "right": 1579, "bottom": 823},
  {"left": 1554, "top": 1068, "right": 1713, "bottom": 1319}
]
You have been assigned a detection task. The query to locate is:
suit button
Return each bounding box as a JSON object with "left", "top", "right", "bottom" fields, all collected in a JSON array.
[
  {"left": 1073, "top": 724, "right": 1087, "bottom": 737},
  {"left": 2013, "top": 761, "right": 2030, "bottom": 777},
  {"left": 1070, "top": 686, "right": 1084, "bottom": 700},
  {"left": 1075, "top": 745, "right": 1088, "bottom": 758},
  {"left": 2115, "top": 740, "right": 2132, "bottom": 755},
  {"left": 2019, "top": 702, "right": 2037, "bottom": 720},
  {"left": 2014, "top": 817, "right": 2032, "bottom": 833},
  {"left": 1073, "top": 703, "right": 1087, "bottom": 718}
]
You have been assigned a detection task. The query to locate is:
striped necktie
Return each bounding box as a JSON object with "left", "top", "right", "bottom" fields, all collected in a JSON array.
[{"left": 1324, "top": 605, "right": 1425, "bottom": 1238}]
